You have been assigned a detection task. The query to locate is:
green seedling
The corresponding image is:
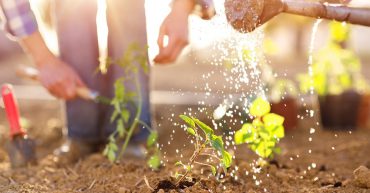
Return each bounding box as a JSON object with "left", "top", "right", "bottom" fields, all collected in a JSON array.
[
  {"left": 298, "top": 21, "right": 369, "bottom": 96},
  {"left": 235, "top": 97, "right": 285, "bottom": 159},
  {"left": 268, "top": 79, "right": 298, "bottom": 103},
  {"left": 101, "top": 43, "right": 160, "bottom": 169},
  {"left": 175, "top": 115, "right": 232, "bottom": 186}
]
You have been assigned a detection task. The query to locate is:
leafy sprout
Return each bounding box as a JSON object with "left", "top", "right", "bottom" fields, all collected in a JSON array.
[
  {"left": 298, "top": 21, "right": 369, "bottom": 96},
  {"left": 175, "top": 115, "right": 232, "bottom": 186},
  {"left": 235, "top": 97, "right": 284, "bottom": 159},
  {"left": 101, "top": 43, "right": 160, "bottom": 169}
]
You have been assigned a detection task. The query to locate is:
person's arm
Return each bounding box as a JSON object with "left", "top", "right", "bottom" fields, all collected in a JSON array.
[
  {"left": 153, "top": 0, "right": 195, "bottom": 64},
  {"left": 20, "top": 32, "right": 85, "bottom": 99},
  {"left": 0, "top": 0, "right": 85, "bottom": 99}
]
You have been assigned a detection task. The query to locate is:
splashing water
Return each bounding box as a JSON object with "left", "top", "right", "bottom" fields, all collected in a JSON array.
[{"left": 158, "top": 1, "right": 326, "bottom": 190}]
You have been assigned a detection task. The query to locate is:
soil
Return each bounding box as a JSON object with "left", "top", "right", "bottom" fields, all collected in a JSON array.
[{"left": 0, "top": 103, "right": 370, "bottom": 193}]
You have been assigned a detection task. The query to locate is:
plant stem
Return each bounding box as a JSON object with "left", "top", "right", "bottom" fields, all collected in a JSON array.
[
  {"left": 176, "top": 145, "right": 204, "bottom": 186},
  {"left": 138, "top": 120, "right": 152, "bottom": 132},
  {"left": 117, "top": 74, "right": 142, "bottom": 160}
]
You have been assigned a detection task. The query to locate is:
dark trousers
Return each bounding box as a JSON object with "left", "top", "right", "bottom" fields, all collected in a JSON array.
[{"left": 53, "top": 0, "right": 151, "bottom": 144}]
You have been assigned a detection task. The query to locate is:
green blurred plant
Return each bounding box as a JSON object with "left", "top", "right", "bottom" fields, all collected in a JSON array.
[
  {"left": 235, "top": 97, "right": 285, "bottom": 159},
  {"left": 175, "top": 115, "right": 232, "bottom": 185},
  {"left": 268, "top": 79, "right": 298, "bottom": 103},
  {"left": 100, "top": 43, "right": 160, "bottom": 169},
  {"left": 298, "top": 21, "right": 369, "bottom": 96}
]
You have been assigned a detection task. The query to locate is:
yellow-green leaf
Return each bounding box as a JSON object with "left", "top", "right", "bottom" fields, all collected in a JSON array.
[
  {"left": 193, "top": 118, "right": 214, "bottom": 135},
  {"left": 186, "top": 127, "right": 196, "bottom": 136},
  {"left": 147, "top": 155, "right": 161, "bottom": 170},
  {"left": 250, "top": 97, "right": 271, "bottom": 117},
  {"left": 210, "top": 165, "right": 217, "bottom": 175},
  {"left": 263, "top": 113, "right": 285, "bottom": 127},
  {"left": 222, "top": 151, "right": 232, "bottom": 168},
  {"left": 179, "top": 115, "right": 195, "bottom": 128},
  {"left": 147, "top": 131, "right": 158, "bottom": 147}
]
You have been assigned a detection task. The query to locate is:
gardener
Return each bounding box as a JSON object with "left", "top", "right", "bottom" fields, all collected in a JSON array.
[{"left": 0, "top": 0, "right": 213, "bottom": 164}]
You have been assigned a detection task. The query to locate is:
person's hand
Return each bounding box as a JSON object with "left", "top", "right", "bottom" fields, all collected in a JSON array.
[
  {"left": 37, "top": 56, "right": 85, "bottom": 100},
  {"left": 154, "top": 0, "right": 195, "bottom": 64},
  {"left": 19, "top": 31, "right": 85, "bottom": 100}
]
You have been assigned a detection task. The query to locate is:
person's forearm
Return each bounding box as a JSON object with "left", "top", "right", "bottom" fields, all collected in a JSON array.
[{"left": 19, "top": 31, "right": 54, "bottom": 66}]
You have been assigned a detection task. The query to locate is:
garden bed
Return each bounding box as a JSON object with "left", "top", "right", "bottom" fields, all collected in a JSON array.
[{"left": 0, "top": 105, "right": 370, "bottom": 193}]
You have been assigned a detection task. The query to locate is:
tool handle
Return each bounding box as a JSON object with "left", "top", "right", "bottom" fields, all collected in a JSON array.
[
  {"left": 283, "top": 0, "right": 370, "bottom": 27},
  {"left": 1, "top": 84, "right": 25, "bottom": 138},
  {"left": 16, "top": 66, "right": 97, "bottom": 101}
]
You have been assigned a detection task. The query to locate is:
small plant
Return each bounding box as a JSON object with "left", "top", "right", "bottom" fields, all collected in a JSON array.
[
  {"left": 298, "top": 21, "right": 369, "bottom": 96},
  {"left": 175, "top": 115, "right": 232, "bottom": 185},
  {"left": 268, "top": 79, "right": 298, "bottom": 103},
  {"left": 235, "top": 97, "right": 285, "bottom": 159},
  {"left": 101, "top": 43, "right": 160, "bottom": 169}
]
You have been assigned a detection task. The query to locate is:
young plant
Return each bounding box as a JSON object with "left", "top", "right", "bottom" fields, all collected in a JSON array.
[
  {"left": 101, "top": 43, "right": 160, "bottom": 169},
  {"left": 235, "top": 97, "right": 285, "bottom": 159},
  {"left": 175, "top": 115, "right": 232, "bottom": 185},
  {"left": 298, "top": 21, "right": 369, "bottom": 96},
  {"left": 268, "top": 79, "right": 298, "bottom": 103}
]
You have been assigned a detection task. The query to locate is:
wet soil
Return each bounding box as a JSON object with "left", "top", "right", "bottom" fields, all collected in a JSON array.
[{"left": 1, "top": 104, "right": 370, "bottom": 193}]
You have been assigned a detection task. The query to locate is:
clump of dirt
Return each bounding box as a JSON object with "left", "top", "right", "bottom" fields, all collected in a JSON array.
[
  {"left": 353, "top": 166, "right": 370, "bottom": 188},
  {"left": 224, "top": 0, "right": 264, "bottom": 32}
]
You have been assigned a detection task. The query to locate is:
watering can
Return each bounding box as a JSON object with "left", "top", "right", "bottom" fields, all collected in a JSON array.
[{"left": 225, "top": 0, "right": 370, "bottom": 33}]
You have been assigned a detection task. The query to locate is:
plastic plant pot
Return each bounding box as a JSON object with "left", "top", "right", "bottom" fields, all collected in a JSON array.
[{"left": 319, "top": 90, "right": 361, "bottom": 130}]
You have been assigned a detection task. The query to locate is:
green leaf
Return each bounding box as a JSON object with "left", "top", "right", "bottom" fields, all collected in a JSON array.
[
  {"left": 250, "top": 97, "right": 271, "bottom": 117},
  {"left": 193, "top": 118, "right": 214, "bottom": 135},
  {"left": 234, "top": 128, "right": 246, "bottom": 145},
  {"left": 175, "top": 161, "right": 183, "bottom": 166},
  {"left": 259, "top": 127, "right": 270, "bottom": 140},
  {"left": 110, "top": 110, "right": 119, "bottom": 123},
  {"left": 186, "top": 127, "right": 196, "bottom": 136},
  {"left": 211, "top": 135, "right": 224, "bottom": 152},
  {"left": 121, "top": 109, "right": 130, "bottom": 123},
  {"left": 114, "top": 80, "right": 125, "bottom": 100},
  {"left": 273, "top": 125, "right": 285, "bottom": 138},
  {"left": 263, "top": 113, "right": 284, "bottom": 127},
  {"left": 147, "top": 131, "right": 158, "bottom": 147},
  {"left": 222, "top": 150, "right": 232, "bottom": 168},
  {"left": 235, "top": 123, "right": 257, "bottom": 145},
  {"left": 109, "top": 143, "right": 118, "bottom": 152},
  {"left": 186, "top": 165, "right": 191, "bottom": 171},
  {"left": 210, "top": 165, "right": 217, "bottom": 175},
  {"left": 117, "top": 119, "right": 125, "bottom": 137},
  {"left": 107, "top": 150, "right": 116, "bottom": 162},
  {"left": 147, "top": 155, "right": 161, "bottom": 170},
  {"left": 179, "top": 115, "right": 195, "bottom": 128},
  {"left": 256, "top": 142, "right": 272, "bottom": 158}
]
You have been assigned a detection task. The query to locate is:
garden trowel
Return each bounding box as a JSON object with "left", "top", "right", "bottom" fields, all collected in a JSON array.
[
  {"left": 1, "top": 84, "right": 37, "bottom": 168},
  {"left": 16, "top": 66, "right": 110, "bottom": 104}
]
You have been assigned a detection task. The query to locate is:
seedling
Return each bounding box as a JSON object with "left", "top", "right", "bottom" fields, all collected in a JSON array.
[
  {"left": 298, "top": 21, "right": 369, "bottom": 96},
  {"left": 175, "top": 115, "right": 232, "bottom": 186},
  {"left": 235, "top": 97, "right": 285, "bottom": 159},
  {"left": 101, "top": 43, "right": 160, "bottom": 169},
  {"left": 268, "top": 79, "right": 298, "bottom": 103}
]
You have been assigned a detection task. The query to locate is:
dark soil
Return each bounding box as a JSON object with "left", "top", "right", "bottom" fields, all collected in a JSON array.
[{"left": 1, "top": 103, "right": 370, "bottom": 193}]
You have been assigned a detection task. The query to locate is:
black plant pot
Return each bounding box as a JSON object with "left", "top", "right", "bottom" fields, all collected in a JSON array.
[{"left": 319, "top": 90, "right": 361, "bottom": 130}]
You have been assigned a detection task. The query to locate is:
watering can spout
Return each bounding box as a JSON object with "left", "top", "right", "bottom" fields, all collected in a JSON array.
[
  {"left": 225, "top": 0, "right": 370, "bottom": 33},
  {"left": 282, "top": 0, "right": 370, "bottom": 26}
]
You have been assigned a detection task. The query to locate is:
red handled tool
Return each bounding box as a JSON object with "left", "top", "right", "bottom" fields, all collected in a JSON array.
[{"left": 2, "top": 84, "right": 37, "bottom": 168}]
